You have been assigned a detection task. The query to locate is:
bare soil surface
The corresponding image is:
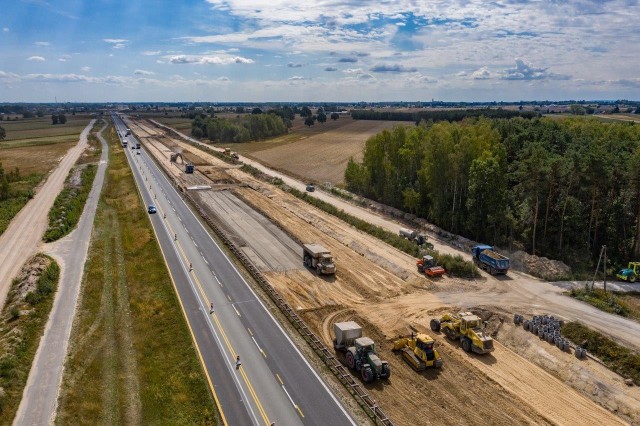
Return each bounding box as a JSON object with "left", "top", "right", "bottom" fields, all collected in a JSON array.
[
  {"left": 241, "top": 119, "right": 404, "bottom": 185},
  {"left": 133, "top": 117, "right": 634, "bottom": 426}
]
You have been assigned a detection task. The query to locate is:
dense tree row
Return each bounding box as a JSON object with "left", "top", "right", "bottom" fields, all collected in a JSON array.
[
  {"left": 345, "top": 117, "right": 640, "bottom": 269},
  {"left": 191, "top": 113, "right": 288, "bottom": 143},
  {"left": 351, "top": 108, "right": 538, "bottom": 123}
]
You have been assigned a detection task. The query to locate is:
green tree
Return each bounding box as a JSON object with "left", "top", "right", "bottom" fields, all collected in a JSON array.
[
  {"left": 402, "top": 187, "right": 420, "bottom": 214},
  {"left": 466, "top": 155, "right": 506, "bottom": 241},
  {"left": 59, "top": 114, "right": 67, "bottom": 124},
  {"left": 331, "top": 112, "right": 339, "bottom": 121},
  {"left": 304, "top": 116, "right": 315, "bottom": 127},
  {"left": 36, "top": 110, "right": 44, "bottom": 117},
  {"left": 0, "top": 125, "right": 5, "bottom": 140},
  {"left": 251, "top": 107, "right": 263, "bottom": 114},
  {"left": 52, "top": 114, "right": 59, "bottom": 125},
  {"left": 317, "top": 112, "right": 327, "bottom": 124},
  {"left": 300, "top": 106, "right": 312, "bottom": 118}
]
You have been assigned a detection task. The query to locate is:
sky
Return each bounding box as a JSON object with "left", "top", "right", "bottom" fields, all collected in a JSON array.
[{"left": 1, "top": 0, "right": 640, "bottom": 102}]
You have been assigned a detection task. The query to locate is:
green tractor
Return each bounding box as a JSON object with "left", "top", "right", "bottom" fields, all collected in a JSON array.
[
  {"left": 617, "top": 262, "right": 640, "bottom": 283},
  {"left": 345, "top": 337, "right": 391, "bottom": 383}
]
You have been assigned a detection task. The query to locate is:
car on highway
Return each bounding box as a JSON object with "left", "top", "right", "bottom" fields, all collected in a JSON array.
[
  {"left": 306, "top": 183, "right": 315, "bottom": 192},
  {"left": 147, "top": 205, "right": 157, "bottom": 214}
]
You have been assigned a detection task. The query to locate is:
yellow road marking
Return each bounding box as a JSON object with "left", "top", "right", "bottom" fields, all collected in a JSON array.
[
  {"left": 276, "top": 374, "right": 283, "bottom": 385},
  {"left": 247, "top": 328, "right": 253, "bottom": 336},
  {"left": 146, "top": 169, "right": 271, "bottom": 426}
]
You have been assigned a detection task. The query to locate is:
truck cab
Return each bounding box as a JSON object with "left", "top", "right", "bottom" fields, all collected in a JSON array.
[{"left": 302, "top": 243, "right": 336, "bottom": 275}]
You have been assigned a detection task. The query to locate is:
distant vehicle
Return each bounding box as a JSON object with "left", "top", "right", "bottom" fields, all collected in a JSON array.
[
  {"left": 147, "top": 205, "right": 157, "bottom": 214},
  {"left": 136, "top": 142, "right": 141, "bottom": 149},
  {"left": 136, "top": 150, "right": 140, "bottom": 155},
  {"left": 185, "top": 163, "right": 195, "bottom": 174},
  {"left": 306, "top": 184, "right": 315, "bottom": 192},
  {"left": 231, "top": 152, "right": 239, "bottom": 160},
  {"left": 126, "top": 128, "right": 131, "bottom": 136}
]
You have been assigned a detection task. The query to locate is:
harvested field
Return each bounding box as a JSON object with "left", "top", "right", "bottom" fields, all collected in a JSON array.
[
  {"left": 133, "top": 116, "right": 633, "bottom": 425},
  {"left": 243, "top": 119, "right": 405, "bottom": 185},
  {"left": 1, "top": 116, "right": 93, "bottom": 142}
]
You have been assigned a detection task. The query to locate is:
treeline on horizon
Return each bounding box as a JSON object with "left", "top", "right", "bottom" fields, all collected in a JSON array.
[
  {"left": 191, "top": 112, "right": 288, "bottom": 143},
  {"left": 351, "top": 108, "right": 538, "bottom": 123},
  {"left": 344, "top": 116, "right": 640, "bottom": 270}
]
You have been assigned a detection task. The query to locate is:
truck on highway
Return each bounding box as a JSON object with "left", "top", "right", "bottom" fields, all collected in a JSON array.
[
  {"left": 471, "top": 244, "right": 509, "bottom": 275},
  {"left": 135, "top": 142, "right": 141, "bottom": 149},
  {"left": 126, "top": 128, "right": 131, "bottom": 136},
  {"left": 302, "top": 243, "right": 336, "bottom": 275}
]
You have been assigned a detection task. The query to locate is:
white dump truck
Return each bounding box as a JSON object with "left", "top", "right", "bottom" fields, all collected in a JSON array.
[
  {"left": 333, "top": 321, "right": 362, "bottom": 352},
  {"left": 302, "top": 243, "right": 336, "bottom": 275}
]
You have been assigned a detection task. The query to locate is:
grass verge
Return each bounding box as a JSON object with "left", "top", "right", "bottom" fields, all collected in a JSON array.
[
  {"left": 43, "top": 164, "right": 97, "bottom": 242},
  {"left": 56, "top": 125, "right": 217, "bottom": 424},
  {"left": 0, "top": 254, "right": 60, "bottom": 422},
  {"left": 561, "top": 322, "right": 640, "bottom": 385},
  {"left": 568, "top": 287, "right": 630, "bottom": 317}
]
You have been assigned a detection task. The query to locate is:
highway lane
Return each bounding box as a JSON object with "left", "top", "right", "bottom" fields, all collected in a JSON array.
[{"left": 114, "top": 116, "right": 355, "bottom": 426}]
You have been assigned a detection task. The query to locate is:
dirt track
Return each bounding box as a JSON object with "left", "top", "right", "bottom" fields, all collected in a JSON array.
[
  {"left": 133, "top": 117, "right": 636, "bottom": 425},
  {"left": 0, "top": 120, "right": 95, "bottom": 310}
]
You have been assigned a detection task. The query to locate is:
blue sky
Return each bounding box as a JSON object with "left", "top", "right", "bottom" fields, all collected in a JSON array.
[{"left": 1, "top": 0, "right": 640, "bottom": 102}]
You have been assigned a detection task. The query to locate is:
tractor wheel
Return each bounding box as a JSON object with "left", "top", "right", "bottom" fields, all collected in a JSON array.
[
  {"left": 304, "top": 256, "right": 310, "bottom": 267},
  {"left": 333, "top": 338, "right": 338, "bottom": 351},
  {"left": 430, "top": 319, "right": 441, "bottom": 332},
  {"left": 361, "top": 366, "right": 374, "bottom": 383},
  {"left": 381, "top": 363, "right": 391, "bottom": 379},
  {"left": 462, "top": 338, "right": 472, "bottom": 353},
  {"left": 523, "top": 320, "right": 529, "bottom": 331},
  {"left": 513, "top": 314, "right": 520, "bottom": 325},
  {"left": 316, "top": 264, "right": 322, "bottom": 274},
  {"left": 346, "top": 350, "right": 356, "bottom": 370},
  {"left": 630, "top": 275, "right": 637, "bottom": 283}
]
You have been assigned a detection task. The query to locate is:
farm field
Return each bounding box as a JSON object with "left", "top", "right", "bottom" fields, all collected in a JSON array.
[{"left": 237, "top": 119, "right": 405, "bottom": 185}]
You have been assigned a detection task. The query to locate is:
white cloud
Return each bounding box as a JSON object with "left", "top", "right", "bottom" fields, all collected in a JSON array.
[
  {"left": 58, "top": 54, "right": 71, "bottom": 62},
  {"left": 370, "top": 64, "right": 417, "bottom": 73},
  {"left": 471, "top": 66, "right": 491, "bottom": 80},
  {"left": 34, "top": 41, "right": 50, "bottom": 46},
  {"left": 165, "top": 54, "right": 254, "bottom": 65},
  {"left": 134, "top": 69, "right": 155, "bottom": 75},
  {"left": 288, "top": 76, "right": 305, "bottom": 80},
  {"left": 104, "top": 38, "right": 129, "bottom": 49},
  {"left": 27, "top": 56, "right": 45, "bottom": 61},
  {"left": 501, "top": 58, "right": 570, "bottom": 81},
  {"left": 2, "top": 28, "right": 8, "bottom": 32},
  {"left": 142, "top": 50, "right": 161, "bottom": 56},
  {"left": 287, "top": 62, "right": 303, "bottom": 68},
  {"left": 81, "top": 66, "right": 91, "bottom": 72}
]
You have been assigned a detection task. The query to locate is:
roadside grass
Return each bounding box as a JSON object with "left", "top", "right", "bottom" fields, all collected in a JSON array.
[
  {"left": 43, "top": 121, "right": 103, "bottom": 242},
  {"left": 43, "top": 164, "right": 97, "bottom": 242},
  {"left": 568, "top": 287, "right": 631, "bottom": 317},
  {"left": 56, "top": 125, "right": 217, "bottom": 425},
  {"left": 0, "top": 254, "right": 60, "bottom": 423},
  {"left": 562, "top": 322, "right": 640, "bottom": 385}
]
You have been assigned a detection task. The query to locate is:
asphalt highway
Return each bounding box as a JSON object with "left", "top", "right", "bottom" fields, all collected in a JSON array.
[{"left": 113, "top": 115, "right": 354, "bottom": 426}]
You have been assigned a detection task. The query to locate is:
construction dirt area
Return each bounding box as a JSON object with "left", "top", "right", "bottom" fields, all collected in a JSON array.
[{"left": 127, "top": 117, "right": 640, "bottom": 426}]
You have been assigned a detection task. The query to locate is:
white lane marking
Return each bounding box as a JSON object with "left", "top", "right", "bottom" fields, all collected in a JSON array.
[
  {"left": 281, "top": 385, "right": 298, "bottom": 410},
  {"left": 232, "top": 304, "right": 241, "bottom": 317},
  {"left": 193, "top": 241, "right": 198, "bottom": 248},
  {"left": 203, "top": 257, "right": 209, "bottom": 265},
  {"left": 251, "top": 337, "right": 265, "bottom": 357}
]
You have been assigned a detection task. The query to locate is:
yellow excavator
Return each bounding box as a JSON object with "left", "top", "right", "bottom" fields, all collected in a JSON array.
[
  {"left": 430, "top": 312, "right": 494, "bottom": 354},
  {"left": 392, "top": 332, "right": 443, "bottom": 371}
]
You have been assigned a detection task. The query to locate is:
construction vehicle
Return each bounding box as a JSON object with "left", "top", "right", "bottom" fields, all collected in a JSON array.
[
  {"left": 430, "top": 312, "right": 494, "bottom": 354},
  {"left": 617, "top": 262, "right": 640, "bottom": 282},
  {"left": 399, "top": 228, "right": 433, "bottom": 249},
  {"left": 471, "top": 244, "right": 509, "bottom": 275},
  {"left": 332, "top": 322, "right": 390, "bottom": 382},
  {"left": 185, "top": 163, "right": 195, "bottom": 174},
  {"left": 125, "top": 128, "right": 131, "bottom": 136},
  {"left": 231, "top": 152, "right": 239, "bottom": 160},
  {"left": 224, "top": 147, "right": 231, "bottom": 155},
  {"left": 416, "top": 255, "right": 446, "bottom": 277},
  {"left": 392, "top": 332, "right": 443, "bottom": 371},
  {"left": 302, "top": 243, "right": 335, "bottom": 275}
]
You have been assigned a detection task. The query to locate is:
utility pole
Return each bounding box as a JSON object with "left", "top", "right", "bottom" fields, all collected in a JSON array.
[
  {"left": 591, "top": 245, "right": 605, "bottom": 292},
  {"left": 603, "top": 245, "right": 607, "bottom": 293}
]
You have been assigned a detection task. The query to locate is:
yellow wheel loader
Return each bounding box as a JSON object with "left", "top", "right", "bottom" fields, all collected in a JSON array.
[
  {"left": 430, "top": 312, "right": 494, "bottom": 354},
  {"left": 392, "top": 332, "right": 443, "bottom": 371}
]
